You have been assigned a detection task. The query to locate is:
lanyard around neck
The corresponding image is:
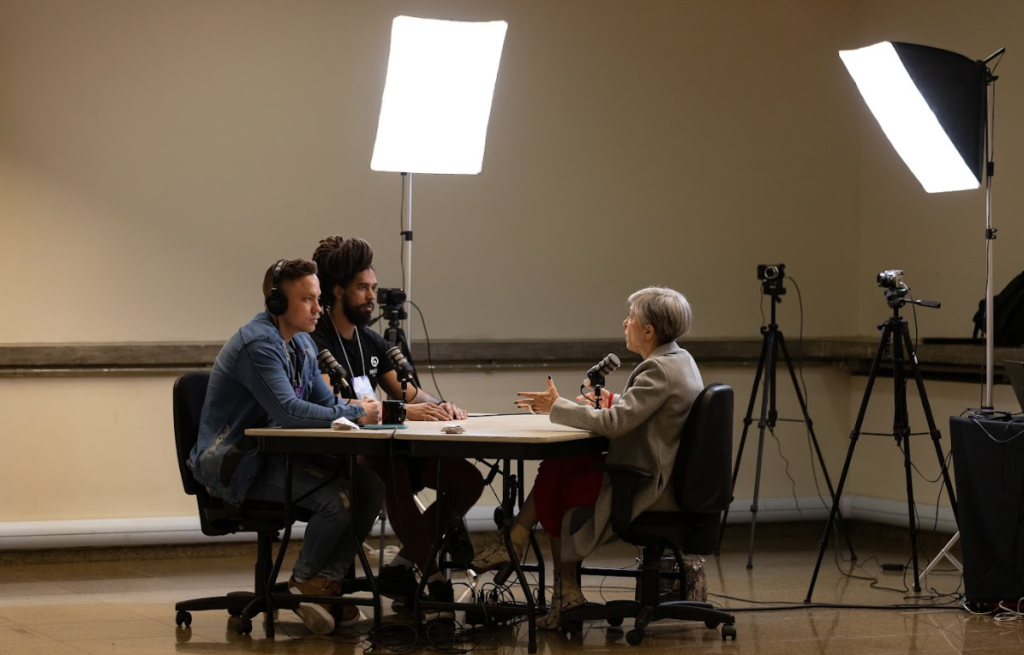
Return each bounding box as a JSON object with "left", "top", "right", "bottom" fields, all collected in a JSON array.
[{"left": 327, "top": 310, "right": 364, "bottom": 378}]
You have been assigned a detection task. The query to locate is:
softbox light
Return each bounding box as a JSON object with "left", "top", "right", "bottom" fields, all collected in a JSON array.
[
  {"left": 840, "top": 42, "right": 987, "bottom": 193},
  {"left": 371, "top": 16, "right": 508, "bottom": 175}
]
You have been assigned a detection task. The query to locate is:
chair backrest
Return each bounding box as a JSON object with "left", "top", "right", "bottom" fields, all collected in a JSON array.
[
  {"left": 173, "top": 370, "right": 304, "bottom": 537},
  {"left": 173, "top": 371, "right": 211, "bottom": 496},
  {"left": 673, "top": 383, "right": 734, "bottom": 513}
]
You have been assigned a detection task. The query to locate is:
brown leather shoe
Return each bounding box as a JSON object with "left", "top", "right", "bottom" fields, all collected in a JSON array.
[{"left": 332, "top": 601, "right": 363, "bottom": 626}]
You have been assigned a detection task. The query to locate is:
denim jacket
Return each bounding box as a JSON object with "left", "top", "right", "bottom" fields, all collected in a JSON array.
[{"left": 189, "top": 312, "right": 365, "bottom": 505}]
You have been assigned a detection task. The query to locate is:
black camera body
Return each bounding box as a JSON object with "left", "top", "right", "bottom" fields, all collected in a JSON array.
[
  {"left": 758, "top": 263, "right": 786, "bottom": 295},
  {"left": 377, "top": 287, "right": 408, "bottom": 322},
  {"left": 876, "top": 269, "right": 904, "bottom": 290},
  {"left": 757, "top": 264, "right": 785, "bottom": 281},
  {"left": 877, "top": 269, "right": 914, "bottom": 308},
  {"left": 377, "top": 288, "right": 407, "bottom": 307}
]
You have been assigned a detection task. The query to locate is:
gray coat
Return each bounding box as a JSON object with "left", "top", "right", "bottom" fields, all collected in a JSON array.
[{"left": 549, "top": 341, "right": 704, "bottom": 562}]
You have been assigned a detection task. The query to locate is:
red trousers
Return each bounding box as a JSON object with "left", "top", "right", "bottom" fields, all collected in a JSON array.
[{"left": 533, "top": 453, "right": 606, "bottom": 537}]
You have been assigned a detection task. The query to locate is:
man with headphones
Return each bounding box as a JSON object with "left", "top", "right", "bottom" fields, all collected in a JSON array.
[{"left": 190, "top": 258, "right": 384, "bottom": 635}]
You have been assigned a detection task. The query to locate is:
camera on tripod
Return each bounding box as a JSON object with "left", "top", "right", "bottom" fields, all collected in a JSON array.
[
  {"left": 757, "top": 263, "right": 786, "bottom": 295},
  {"left": 876, "top": 269, "right": 920, "bottom": 308},
  {"left": 877, "top": 269, "right": 905, "bottom": 290},
  {"left": 874, "top": 269, "right": 940, "bottom": 314},
  {"left": 377, "top": 287, "right": 408, "bottom": 322}
]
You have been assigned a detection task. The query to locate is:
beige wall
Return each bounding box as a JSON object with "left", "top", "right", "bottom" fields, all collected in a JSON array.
[
  {"left": 0, "top": 0, "right": 863, "bottom": 343},
  {"left": 1, "top": 0, "right": 1020, "bottom": 528}
]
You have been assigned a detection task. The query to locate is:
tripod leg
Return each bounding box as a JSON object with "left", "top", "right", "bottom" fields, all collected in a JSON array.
[
  {"left": 806, "top": 325, "right": 891, "bottom": 603},
  {"left": 901, "top": 433, "right": 922, "bottom": 592},
  {"left": 887, "top": 318, "right": 926, "bottom": 593},
  {"left": 718, "top": 334, "right": 769, "bottom": 553},
  {"left": 777, "top": 333, "right": 857, "bottom": 561},
  {"left": 746, "top": 330, "right": 777, "bottom": 569},
  {"left": 900, "top": 328, "right": 959, "bottom": 522}
]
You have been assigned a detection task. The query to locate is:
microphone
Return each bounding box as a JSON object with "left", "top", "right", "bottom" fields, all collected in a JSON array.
[
  {"left": 386, "top": 345, "right": 415, "bottom": 382},
  {"left": 316, "top": 349, "right": 350, "bottom": 391},
  {"left": 586, "top": 353, "right": 621, "bottom": 387}
]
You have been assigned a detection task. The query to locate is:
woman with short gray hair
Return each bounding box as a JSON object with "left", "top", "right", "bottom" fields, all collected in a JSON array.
[
  {"left": 627, "top": 286, "right": 693, "bottom": 346},
  {"left": 471, "top": 286, "right": 703, "bottom": 629}
]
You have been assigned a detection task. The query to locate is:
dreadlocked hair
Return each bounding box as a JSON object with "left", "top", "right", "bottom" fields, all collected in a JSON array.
[{"left": 311, "top": 235, "right": 374, "bottom": 307}]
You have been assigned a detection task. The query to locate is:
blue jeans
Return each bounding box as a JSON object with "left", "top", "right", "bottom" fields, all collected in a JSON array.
[{"left": 248, "top": 456, "right": 384, "bottom": 583}]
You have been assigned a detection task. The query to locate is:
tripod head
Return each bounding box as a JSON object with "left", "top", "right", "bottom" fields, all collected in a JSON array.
[
  {"left": 757, "top": 264, "right": 787, "bottom": 334},
  {"left": 884, "top": 289, "right": 940, "bottom": 311}
]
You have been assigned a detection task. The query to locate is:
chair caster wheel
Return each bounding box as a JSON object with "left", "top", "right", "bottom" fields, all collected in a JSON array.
[
  {"left": 607, "top": 617, "right": 623, "bottom": 627},
  {"left": 175, "top": 611, "right": 192, "bottom": 627},
  {"left": 705, "top": 619, "right": 719, "bottom": 629},
  {"left": 234, "top": 618, "right": 253, "bottom": 635},
  {"left": 722, "top": 623, "right": 737, "bottom": 641},
  {"left": 626, "top": 629, "right": 644, "bottom": 645},
  {"left": 562, "top": 619, "right": 583, "bottom": 637}
]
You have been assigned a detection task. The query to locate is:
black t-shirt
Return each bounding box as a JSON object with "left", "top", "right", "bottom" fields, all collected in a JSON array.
[{"left": 311, "top": 320, "right": 395, "bottom": 400}]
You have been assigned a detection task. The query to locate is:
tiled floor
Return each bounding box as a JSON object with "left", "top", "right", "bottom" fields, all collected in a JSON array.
[{"left": 0, "top": 524, "right": 1019, "bottom": 654}]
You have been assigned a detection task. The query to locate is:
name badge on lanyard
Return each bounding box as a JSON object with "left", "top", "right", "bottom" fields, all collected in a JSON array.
[{"left": 352, "top": 375, "right": 375, "bottom": 399}]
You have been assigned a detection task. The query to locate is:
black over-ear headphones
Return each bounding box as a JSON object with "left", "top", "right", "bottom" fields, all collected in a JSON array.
[{"left": 265, "top": 259, "right": 289, "bottom": 316}]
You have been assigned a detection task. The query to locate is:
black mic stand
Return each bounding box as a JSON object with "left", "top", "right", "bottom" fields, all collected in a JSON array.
[
  {"left": 327, "top": 369, "right": 346, "bottom": 398},
  {"left": 718, "top": 277, "right": 855, "bottom": 568},
  {"left": 591, "top": 378, "right": 606, "bottom": 409},
  {"left": 396, "top": 366, "right": 411, "bottom": 404},
  {"left": 805, "top": 290, "right": 958, "bottom": 601}
]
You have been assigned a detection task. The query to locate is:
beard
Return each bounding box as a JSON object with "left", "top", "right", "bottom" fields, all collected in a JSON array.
[{"left": 341, "top": 296, "right": 373, "bottom": 328}]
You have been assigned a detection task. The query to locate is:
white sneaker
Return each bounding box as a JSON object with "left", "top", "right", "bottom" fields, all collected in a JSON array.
[{"left": 288, "top": 577, "right": 337, "bottom": 635}]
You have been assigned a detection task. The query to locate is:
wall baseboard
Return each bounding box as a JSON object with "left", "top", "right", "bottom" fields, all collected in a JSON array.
[{"left": 0, "top": 496, "right": 955, "bottom": 551}]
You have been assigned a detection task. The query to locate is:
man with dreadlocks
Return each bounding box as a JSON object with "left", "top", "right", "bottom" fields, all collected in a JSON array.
[{"left": 311, "top": 235, "right": 483, "bottom": 622}]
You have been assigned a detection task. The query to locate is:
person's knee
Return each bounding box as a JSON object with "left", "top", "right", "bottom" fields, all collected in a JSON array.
[
  {"left": 358, "top": 466, "right": 386, "bottom": 513},
  {"left": 365, "top": 455, "right": 398, "bottom": 485},
  {"left": 445, "top": 460, "right": 484, "bottom": 494},
  {"left": 303, "top": 487, "right": 349, "bottom": 522},
  {"left": 461, "top": 465, "right": 484, "bottom": 503}
]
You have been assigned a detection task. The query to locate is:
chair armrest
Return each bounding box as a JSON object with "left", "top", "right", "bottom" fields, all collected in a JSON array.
[{"left": 591, "top": 464, "right": 654, "bottom": 534}]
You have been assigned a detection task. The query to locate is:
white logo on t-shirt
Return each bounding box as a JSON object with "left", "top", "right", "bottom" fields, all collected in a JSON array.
[{"left": 370, "top": 356, "right": 379, "bottom": 368}]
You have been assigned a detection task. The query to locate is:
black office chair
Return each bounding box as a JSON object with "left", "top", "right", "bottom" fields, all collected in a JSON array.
[
  {"left": 565, "top": 383, "right": 738, "bottom": 644},
  {"left": 172, "top": 370, "right": 321, "bottom": 637}
]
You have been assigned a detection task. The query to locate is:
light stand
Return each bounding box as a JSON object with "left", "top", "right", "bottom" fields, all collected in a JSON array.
[
  {"left": 805, "top": 279, "right": 959, "bottom": 601},
  {"left": 401, "top": 172, "right": 414, "bottom": 340},
  {"left": 371, "top": 16, "right": 508, "bottom": 350},
  {"left": 980, "top": 48, "right": 1003, "bottom": 410},
  {"left": 718, "top": 268, "right": 855, "bottom": 568},
  {"left": 839, "top": 40, "right": 1003, "bottom": 586}
]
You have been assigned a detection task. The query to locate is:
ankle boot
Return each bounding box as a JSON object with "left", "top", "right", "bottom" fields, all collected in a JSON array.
[
  {"left": 471, "top": 521, "right": 530, "bottom": 573},
  {"left": 536, "top": 572, "right": 563, "bottom": 630}
]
